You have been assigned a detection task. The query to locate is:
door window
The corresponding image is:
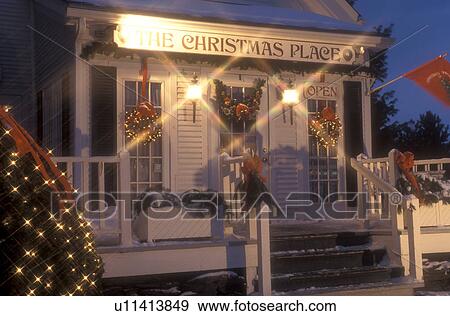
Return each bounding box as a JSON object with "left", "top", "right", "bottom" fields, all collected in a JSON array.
[
  {"left": 308, "top": 99, "right": 338, "bottom": 201},
  {"left": 219, "top": 86, "right": 257, "bottom": 156},
  {"left": 124, "top": 81, "right": 163, "bottom": 193}
]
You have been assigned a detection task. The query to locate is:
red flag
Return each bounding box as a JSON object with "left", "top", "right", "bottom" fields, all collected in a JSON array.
[{"left": 404, "top": 54, "right": 450, "bottom": 106}]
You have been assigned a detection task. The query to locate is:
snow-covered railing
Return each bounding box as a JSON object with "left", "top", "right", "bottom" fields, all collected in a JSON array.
[
  {"left": 353, "top": 154, "right": 392, "bottom": 217},
  {"left": 220, "top": 153, "right": 246, "bottom": 221},
  {"left": 351, "top": 149, "right": 423, "bottom": 280}
]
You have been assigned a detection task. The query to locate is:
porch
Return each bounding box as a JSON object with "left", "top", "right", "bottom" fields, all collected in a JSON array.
[
  {"left": 52, "top": 152, "right": 272, "bottom": 294},
  {"left": 52, "top": 149, "right": 450, "bottom": 294}
]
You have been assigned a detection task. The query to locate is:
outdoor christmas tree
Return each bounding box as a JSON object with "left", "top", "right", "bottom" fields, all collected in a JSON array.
[{"left": 0, "top": 107, "right": 103, "bottom": 295}]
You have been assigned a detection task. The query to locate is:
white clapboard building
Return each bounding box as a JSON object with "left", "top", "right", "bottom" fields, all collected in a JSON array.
[{"left": 3, "top": 0, "right": 450, "bottom": 295}]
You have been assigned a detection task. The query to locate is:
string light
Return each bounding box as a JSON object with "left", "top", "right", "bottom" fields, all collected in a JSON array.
[
  {"left": 125, "top": 107, "right": 162, "bottom": 144},
  {"left": 309, "top": 107, "right": 342, "bottom": 147},
  {"left": 1, "top": 106, "right": 103, "bottom": 296}
]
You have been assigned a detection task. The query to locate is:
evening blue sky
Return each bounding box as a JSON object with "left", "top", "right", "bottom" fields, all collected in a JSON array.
[{"left": 355, "top": 0, "right": 450, "bottom": 124}]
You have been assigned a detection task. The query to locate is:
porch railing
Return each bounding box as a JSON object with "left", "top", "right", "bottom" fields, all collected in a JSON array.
[
  {"left": 220, "top": 153, "right": 246, "bottom": 222},
  {"left": 413, "top": 158, "right": 450, "bottom": 181},
  {"left": 352, "top": 149, "right": 450, "bottom": 281},
  {"left": 52, "top": 152, "right": 133, "bottom": 247}
]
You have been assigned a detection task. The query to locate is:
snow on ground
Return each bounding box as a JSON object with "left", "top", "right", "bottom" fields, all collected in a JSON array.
[
  {"left": 423, "top": 259, "right": 450, "bottom": 273},
  {"left": 190, "top": 271, "right": 238, "bottom": 281}
]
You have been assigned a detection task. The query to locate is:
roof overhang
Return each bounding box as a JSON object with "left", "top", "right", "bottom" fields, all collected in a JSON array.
[
  {"left": 67, "top": 6, "right": 392, "bottom": 65},
  {"left": 67, "top": 6, "right": 394, "bottom": 50}
]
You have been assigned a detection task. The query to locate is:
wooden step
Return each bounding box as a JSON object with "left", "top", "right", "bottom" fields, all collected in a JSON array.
[
  {"left": 271, "top": 234, "right": 337, "bottom": 252},
  {"left": 336, "top": 232, "right": 371, "bottom": 247},
  {"left": 274, "top": 278, "right": 423, "bottom": 296},
  {"left": 272, "top": 266, "right": 393, "bottom": 291},
  {"left": 271, "top": 249, "right": 366, "bottom": 274}
]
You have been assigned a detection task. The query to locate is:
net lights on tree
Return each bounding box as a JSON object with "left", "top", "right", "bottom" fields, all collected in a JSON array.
[
  {"left": 0, "top": 106, "right": 103, "bottom": 296},
  {"left": 186, "top": 74, "right": 202, "bottom": 123}
]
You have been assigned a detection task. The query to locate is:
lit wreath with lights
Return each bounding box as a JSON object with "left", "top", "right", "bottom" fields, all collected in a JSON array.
[
  {"left": 214, "top": 79, "right": 266, "bottom": 122},
  {"left": 309, "top": 106, "right": 342, "bottom": 147},
  {"left": 125, "top": 101, "right": 162, "bottom": 144}
]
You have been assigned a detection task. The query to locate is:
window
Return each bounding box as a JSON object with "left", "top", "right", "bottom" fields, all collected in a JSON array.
[
  {"left": 124, "top": 81, "right": 163, "bottom": 193},
  {"left": 308, "top": 99, "right": 338, "bottom": 202},
  {"left": 219, "top": 86, "right": 257, "bottom": 156}
]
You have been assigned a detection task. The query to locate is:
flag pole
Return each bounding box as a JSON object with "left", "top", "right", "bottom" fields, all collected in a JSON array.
[{"left": 369, "top": 74, "right": 405, "bottom": 94}]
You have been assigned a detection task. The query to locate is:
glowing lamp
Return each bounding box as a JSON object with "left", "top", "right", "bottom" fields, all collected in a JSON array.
[
  {"left": 282, "top": 89, "right": 300, "bottom": 105},
  {"left": 186, "top": 83, "right": 202, "bottom": 101},
  {"left": 186, "top": 74, "right": 202, "bottom": 123}
]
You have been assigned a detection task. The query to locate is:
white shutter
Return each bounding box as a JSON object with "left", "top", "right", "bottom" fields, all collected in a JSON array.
[
  {"left": 270, "top": 106, "right": 300, "bottom": 208},
  {"left": 175, "top": 72, "right": 208, "bottom": 192}
]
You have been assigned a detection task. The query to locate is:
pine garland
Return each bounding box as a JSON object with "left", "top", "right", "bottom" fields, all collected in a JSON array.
[{"left": 214, "top": 79, "right": 265, "bottom": 122}]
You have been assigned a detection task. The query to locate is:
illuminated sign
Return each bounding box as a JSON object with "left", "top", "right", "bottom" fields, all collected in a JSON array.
[{"left": 114, "top": 16, "right": 357, "bottom": 65}]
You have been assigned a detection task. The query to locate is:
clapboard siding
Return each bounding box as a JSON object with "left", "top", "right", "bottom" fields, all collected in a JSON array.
[
  {"left": 0, "top": 0, "right": 32, "bottom": 91},
  {"left": 175, "top": 73, "right": 208, "bottom": 192},
  {"left": 0, "top": 0, "right": 33, "bottom": 130},
  {"left": 34, "top": 0, "right": 76, "bottom": 90}
]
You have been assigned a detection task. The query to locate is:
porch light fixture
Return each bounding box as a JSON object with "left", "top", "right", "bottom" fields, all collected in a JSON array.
[
  {"left": 282, "top": 80, "right": 299, "bottom": 125},
  {"left": 186, "top": 74, "right": 202, "bottom": 123},
  {"left": 282, "top": 84, "right": 300, "bottom": 105}
]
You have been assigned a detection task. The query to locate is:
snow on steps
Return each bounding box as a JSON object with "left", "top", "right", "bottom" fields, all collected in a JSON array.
[
  {"left": 274, "top": 277, "right": 423, "bottom": 296},
  {"left": 269, "top": 227, "right": 405, "bottom": 293}
]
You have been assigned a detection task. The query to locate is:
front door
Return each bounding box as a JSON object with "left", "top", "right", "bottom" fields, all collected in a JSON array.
[{"left": 217, "top": 74, "right": 270, "bottom": 196}]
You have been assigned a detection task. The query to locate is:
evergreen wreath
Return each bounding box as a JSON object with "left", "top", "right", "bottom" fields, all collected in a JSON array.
[
  {"left": 125, "top": 102, "right": 162, "bottom": 144},
  {"left": 214, "top": 79, "right": 266, "bottom": 122},
  {"left": 309, "top": 105, "right": 342, "bottom": 147}
]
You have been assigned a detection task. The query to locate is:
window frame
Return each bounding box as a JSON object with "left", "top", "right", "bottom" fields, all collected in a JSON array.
[
  {"left": 218, "top": 85, "right": 258, "bottom": 157},
  {"left": 307, "top": 99, "right": 339, "bottom": 202},
  {"left": 123, "top": 80, "right": 165, "bottom": 193}
]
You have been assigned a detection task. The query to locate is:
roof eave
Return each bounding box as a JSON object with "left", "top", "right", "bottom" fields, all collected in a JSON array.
[{"left": 67, "top": 4, "right": 393, "bottom": 50}]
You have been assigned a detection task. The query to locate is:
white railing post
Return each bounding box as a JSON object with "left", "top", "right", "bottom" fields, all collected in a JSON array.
[
  {"left": 356, "top": 154, "right": 366, "bottom": 221},
  {"left": 405, "top": 198, "right": 423, "bottom": 281},
  {"left": 119, "top": 151, "right": 133, "bottom": 247},
  {"left": 387, "top": 149, "right": 404, "bottom": 266},
  {"left": 257, "top": 203, "right": 272, "bottom": 295}
]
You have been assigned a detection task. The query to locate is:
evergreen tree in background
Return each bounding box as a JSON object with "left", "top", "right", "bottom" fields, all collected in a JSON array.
[
  {"left": 369, "top": 25, "right": 402, "bottom": 157},
  {"left": 393, "top": 111, "right": 450, "bottom": 159},
  {"left": 0, "top": 118, "right": 103, "bottom": 295}
]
